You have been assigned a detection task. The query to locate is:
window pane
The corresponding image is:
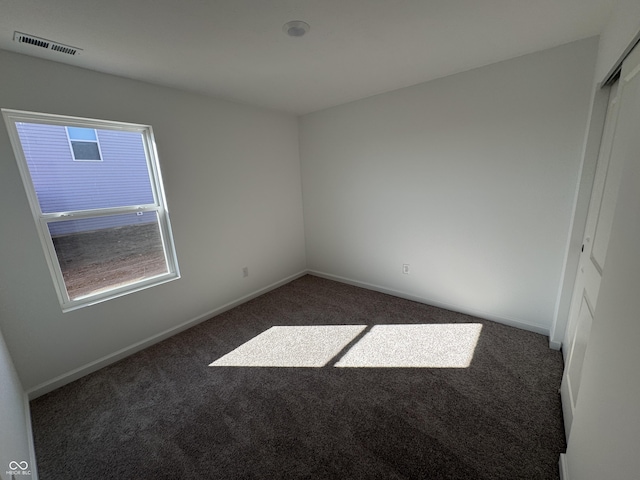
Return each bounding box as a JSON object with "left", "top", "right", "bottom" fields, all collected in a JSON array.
[
  {"left": 67, "top": 127, "right": 97, "bottom": 141},
  {"left": 48, "top": 212, "right": 168, "bottom": 300},
  {"left": 16, "top": 123, "right": 155, "bottom": 213},
  {"left": 71, "top": 141, "right": 101, "bottom": 160}
]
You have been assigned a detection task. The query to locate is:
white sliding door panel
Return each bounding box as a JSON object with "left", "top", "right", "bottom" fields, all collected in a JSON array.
[
  {"left": 566, "top": 297, "right": 594, "bottom": 405},
  {"left": 590, "top": 129, "right": 626, "bottom": 273},
  {"left": 562, "top": 42, "right": 640, "bottom": 440},
  {"left": 563, "top": 81, "right": 619, "bottom": 356}
]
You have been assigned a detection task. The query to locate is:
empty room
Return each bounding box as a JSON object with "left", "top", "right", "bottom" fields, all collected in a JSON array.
[{"left": 1, "top": 1, "right": 639, "bottom": 479}]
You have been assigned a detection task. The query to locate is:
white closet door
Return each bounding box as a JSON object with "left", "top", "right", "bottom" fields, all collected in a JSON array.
[{"left": 561, "top": 42, "right": 640, "bottom": 439}]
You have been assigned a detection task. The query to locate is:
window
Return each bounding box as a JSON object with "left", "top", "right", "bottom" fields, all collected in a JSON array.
[
  {"left": 66, "top": 126, "right": 102, "bottom": 161},
  {"left": 2, "top": 109, "right": 180, "bottom": 311}
]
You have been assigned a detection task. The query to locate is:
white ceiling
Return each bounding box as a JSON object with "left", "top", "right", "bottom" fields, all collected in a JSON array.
[{"left": 0, "top": 0, "right": 615, "bottom": 115}]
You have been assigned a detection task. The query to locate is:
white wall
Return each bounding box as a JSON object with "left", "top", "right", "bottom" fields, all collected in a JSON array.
[
  {"left": 563, "top": 2, "right": 640, "bottom": 478},
  {"left": 0, "top": 325, "right": 33, "bottom": 479},
  {"left": 0, "top": 49, "right": 306, "bottom": 393},
  {"left": 299, "top": 38, "right": 598, "bottom": 334}
]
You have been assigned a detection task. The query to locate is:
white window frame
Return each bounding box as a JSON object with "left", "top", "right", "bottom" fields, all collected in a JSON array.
[
  {"left": 66, "top": 126, "right": 104, "bottom": 161},
  {"left": 2, "top": 109, "right": 180, "bottom": 312}
]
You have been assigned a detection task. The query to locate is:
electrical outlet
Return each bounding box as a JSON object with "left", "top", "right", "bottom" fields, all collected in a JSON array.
[
  {"left": 402, "top": 264, "right": 410, "bottom": 274},
  {"left": 242, "top": 266, "right": 249, "bottom": 278}
]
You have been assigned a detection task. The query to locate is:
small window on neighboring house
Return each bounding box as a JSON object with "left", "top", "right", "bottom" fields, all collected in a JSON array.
[
  {"left": 2, "top": 109, "right": 180, "bottom": 311},
  {"left": 67, "top": 126, "right": 102, "bottom": 161}
]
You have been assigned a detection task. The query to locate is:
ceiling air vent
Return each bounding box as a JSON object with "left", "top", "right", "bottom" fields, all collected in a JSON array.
[{"left": 13, "top": 31, "right": 82, "bottom": 56}]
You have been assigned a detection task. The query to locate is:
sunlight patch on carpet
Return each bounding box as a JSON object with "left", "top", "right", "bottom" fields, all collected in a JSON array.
[
  {"left": 209, "top": 325, "right": 366, "bottom": 367},
  {"left": 209, "top": 323, "right": 482, "bottom": 368},
  {"left": 335, "top": 324, "right": 482, "bottom": 368}
]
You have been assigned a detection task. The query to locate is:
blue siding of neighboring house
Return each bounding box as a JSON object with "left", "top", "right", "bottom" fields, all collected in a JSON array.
[{"left": 16, "top": 123, "right": 156, "bottom": 236}]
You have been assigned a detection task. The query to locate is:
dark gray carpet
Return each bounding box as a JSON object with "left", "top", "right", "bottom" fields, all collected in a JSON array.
[{"left": 30, "top": 275, "right": 565, "bottom": 479}]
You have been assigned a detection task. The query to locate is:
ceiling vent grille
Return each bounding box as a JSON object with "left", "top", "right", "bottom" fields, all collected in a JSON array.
[{"left": 13, "top": 31, "right": 82, "bottom": 56}]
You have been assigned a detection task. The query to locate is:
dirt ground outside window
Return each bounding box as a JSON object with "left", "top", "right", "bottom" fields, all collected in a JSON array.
[{"left": 52, "top": 223, "right": 168, "bottom": 300}]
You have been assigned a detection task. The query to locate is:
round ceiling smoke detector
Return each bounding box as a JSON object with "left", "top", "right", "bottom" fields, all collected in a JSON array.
[{"left": 283, "top": 21, "right": 310, "bottom": 38}]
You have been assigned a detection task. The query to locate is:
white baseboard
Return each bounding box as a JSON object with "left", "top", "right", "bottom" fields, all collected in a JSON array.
[
  {"left": 26, "top": 268, "right": 552, "bottom": 398},
  {"left": 308, "top": 270, "right": 550, "bottom": 336},
  {"left": 549, "top": 339, "right": 563, "bottom": 350},
  {"left": 559, "top": 453, "right": 570, "bottom": 480},
  {"left": 26, "top": 270, "right": 307, "bottom": 399}
]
